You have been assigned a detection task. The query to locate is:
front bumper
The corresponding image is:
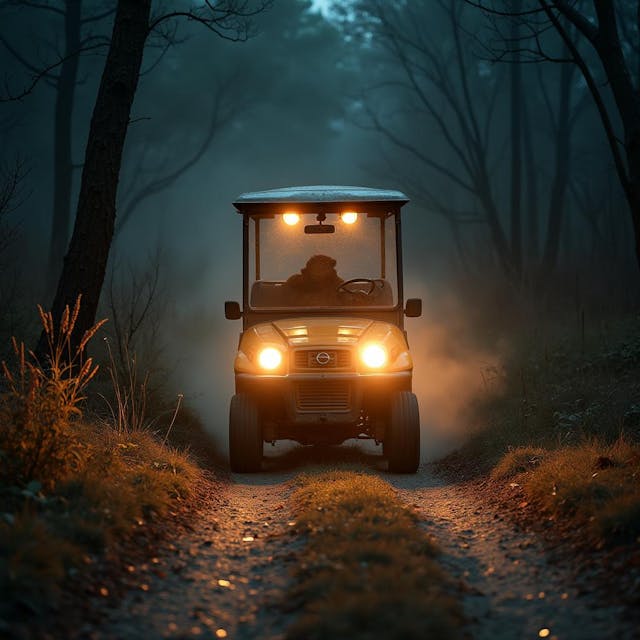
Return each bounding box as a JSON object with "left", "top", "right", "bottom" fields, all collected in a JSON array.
[{"left": 235, "top": 370, "right": 412, "bottom": 426}]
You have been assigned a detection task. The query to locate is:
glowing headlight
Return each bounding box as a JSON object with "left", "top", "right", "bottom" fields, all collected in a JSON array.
[
  {"left": 341, "top": 211, "right": 358, "bottom": 224},
  {"left": 361, "top": 344, "right": 387, "bottom": 368},
  {"left": 257, "top": 347, "right": 282, "bottom": 370},
  {"left": 283, "top": 212, "right": 300, "bottom": 226}
]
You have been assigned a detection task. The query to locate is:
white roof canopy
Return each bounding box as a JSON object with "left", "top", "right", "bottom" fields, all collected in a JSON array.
[{"left": 233, "top": 185, "right": 409, "bottom": 212}]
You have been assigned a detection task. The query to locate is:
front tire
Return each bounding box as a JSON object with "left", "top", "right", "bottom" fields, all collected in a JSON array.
[
  {"left": 229, "top": 394, "right": 263, "bottom": 472},
  {"left": 386, "top": 391, "right": 420, "bottom": 473}
]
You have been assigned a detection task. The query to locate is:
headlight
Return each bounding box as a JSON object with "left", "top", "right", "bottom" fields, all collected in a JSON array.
[
  {"left": 257, "top": 347, "right": 283, "bottom": 370},
  {"left": 361, "top": 344, "right": 387, "bottom": 368}
]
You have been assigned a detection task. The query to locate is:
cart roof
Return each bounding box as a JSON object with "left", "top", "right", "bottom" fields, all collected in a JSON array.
[{"left": 233, "top": 185, "right": 409, "bottom": 214}]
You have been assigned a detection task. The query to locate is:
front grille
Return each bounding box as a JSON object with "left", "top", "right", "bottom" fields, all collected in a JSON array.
[
  {"left": 295, "top": 380, "right": 351, "bottom": 412},
  {"left": 293, "top": 349, "right": 352, "bottom": 371}
]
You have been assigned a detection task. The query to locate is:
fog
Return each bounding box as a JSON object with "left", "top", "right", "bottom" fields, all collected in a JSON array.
[{"left": 1, "top": 0, "right": 638, "bottom": 462}]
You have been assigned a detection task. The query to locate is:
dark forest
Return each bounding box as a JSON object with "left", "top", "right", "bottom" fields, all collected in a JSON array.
[{"left": 1, "top": 2, "right": 639, "bottom": 638}]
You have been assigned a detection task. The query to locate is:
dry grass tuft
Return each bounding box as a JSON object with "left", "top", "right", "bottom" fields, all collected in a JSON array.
[
  {"left": 491, "top": 447, "right": 548, "bottom": 480},
  {"left": 0, "top": 300, "right": 201, "bottom": 630},
  {"left": 286, "top": 471, "right": 464, "bottom": 640},
  {"left": 517, "top": 438, "right": 640, "bottom": 541},
  {"left": 450, "top": 314, "right": 640, "bottom": 545}
]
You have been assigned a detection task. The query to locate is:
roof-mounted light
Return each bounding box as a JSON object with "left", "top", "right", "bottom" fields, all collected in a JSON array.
[
  {"left": 341, "top": 211, "right": 358, "bottom": 224},
  {"left": 283, "top": 212, "right": 300, "bottom": 226}
]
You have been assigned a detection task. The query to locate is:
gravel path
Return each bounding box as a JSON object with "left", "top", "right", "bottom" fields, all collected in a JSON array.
[
  {"left": 390, "top": 467, "right": 632, "bottom": 640},
  {"left": 87, "top": 443, "right": 634, "bottom": 640},
  {"left": 90, "top": 469, "right": 300, "bottom": 640}
]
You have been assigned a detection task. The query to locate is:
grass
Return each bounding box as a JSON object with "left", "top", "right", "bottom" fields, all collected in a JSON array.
[
  {"left": 0, "top": 414, "right": 201, "bottom": 631},
  {"left": 493, "top": 438, "right": 640, "bottom": 542},
  {"left": 285, "top": 471, "right": 464, "bottom": 640},
  {"left": 0, "top": 298, "right": 202, "bottom": 633},
  {"left": 450, "top": 311, "right": 640, "bottom": 546}
]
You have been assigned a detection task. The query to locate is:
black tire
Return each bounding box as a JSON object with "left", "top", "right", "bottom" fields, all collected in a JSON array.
[
  {"left": 386, "top": 391, "right": 420, "bottom": 473},
  {"left": 229, "top": 394, "right": 263, "bottom": 472}
]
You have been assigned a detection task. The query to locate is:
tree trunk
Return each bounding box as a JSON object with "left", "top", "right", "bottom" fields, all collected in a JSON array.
[
  {"left": 541, "top": 60, "right": 572, "bottom": 279},
  {"left": 39, "top": 0, "right": 151, "bottom": 354},
  {"left": 522, "top": 99, "right": 539, "bottom": 266},
  {"left": 46, "top": 0, "right": 82, "bottom": 296},
  {"left": 629, "top": 179, "right": 640, "bottom": 273},
  {"left": 591, "top": 1, "right": 640, "bottom": 272},
  {"left": 509, "top": 7, "right": 522, "bottom": 280}
]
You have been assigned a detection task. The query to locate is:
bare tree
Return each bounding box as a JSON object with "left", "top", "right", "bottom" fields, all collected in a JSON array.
[
  {"left": 35, "top": 0, "right": 268, "bottom": 356},
  {"left": 0, "top": 1, "right": 113, "bottom": 293},
  {"left": 468, "top": 0, "right": 640, "bottom": 273},
  {"left": 104, "top": 247, "right": 166, "bottom": 380},
  {"left": 351, "top": 0, "right": 517, "bottom": 279},
  {"left": 115, "top": 72, "right": 250, "bottom": 236}
]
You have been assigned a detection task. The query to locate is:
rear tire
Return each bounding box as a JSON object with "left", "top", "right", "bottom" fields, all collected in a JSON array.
[
  {"left": 229, "top": 394, "right": 263, "bottom": 472},
  {"left": 386, "top": 391, "right": 420, "bottom": 473}
]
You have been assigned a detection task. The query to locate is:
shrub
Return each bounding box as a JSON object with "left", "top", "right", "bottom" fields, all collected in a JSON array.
[{"left": 0, "top": 297, "right": 106, "bottom": 489}]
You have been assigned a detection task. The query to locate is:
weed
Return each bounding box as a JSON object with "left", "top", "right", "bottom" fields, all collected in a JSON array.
[
  {"left": 491, "top": 447, "right": 548, "bottom": 480},
  {"left": 0, "top": 300, "right": 201, "bottom": 633},
  {"left": 0, "top": 296, "right": 106, "bottom": 489}
]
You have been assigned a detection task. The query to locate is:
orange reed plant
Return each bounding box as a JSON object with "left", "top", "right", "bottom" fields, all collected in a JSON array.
[{"left": 0, "top": 295, "right": 107, "bottom": 489}]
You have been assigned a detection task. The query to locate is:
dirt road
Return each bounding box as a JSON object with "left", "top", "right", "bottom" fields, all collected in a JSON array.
[{"left": 88, "top": 443, "right": 634, "bottom": 640}]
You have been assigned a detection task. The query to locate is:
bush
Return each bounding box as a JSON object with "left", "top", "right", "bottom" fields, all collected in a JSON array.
[{"left": 0, "top": 297, "right": 106, "bottom": 490}]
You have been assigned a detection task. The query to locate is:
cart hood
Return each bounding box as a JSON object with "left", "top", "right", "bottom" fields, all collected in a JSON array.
[
  {"left": 272, "top": 317, "right": 375, "bottom": 346},
  {"left": 235, "top": 317, "right": 412, "bottom": 374}
]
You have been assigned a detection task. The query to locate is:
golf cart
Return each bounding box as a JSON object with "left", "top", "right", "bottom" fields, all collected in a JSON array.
[{"left": 224, "top": 185, "right": 422, "bottom": 473}]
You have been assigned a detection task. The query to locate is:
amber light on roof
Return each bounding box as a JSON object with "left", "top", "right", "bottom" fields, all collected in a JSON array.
[
  {"left": 283, "top": 212, "right": 300, "bottom": 225},
  {"left": 341, "top": 211, "right": 358, "bottom": 224}
]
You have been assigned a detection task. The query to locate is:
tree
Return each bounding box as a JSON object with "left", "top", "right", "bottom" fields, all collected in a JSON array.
[
  {"left": 115, "top": 72, "right": 250, "bottom": 237},
  {"left": 0, "top": 1, "right": 113, "bottom": 293},
  {"left": 352, "top": 0, "right": 516, "bottom": 279},
  {"left": 38, "top": 0, "right": 268, "bottom": 355},
  {"left": 469, "top": 1, "right": 640, "bottom": 273}
]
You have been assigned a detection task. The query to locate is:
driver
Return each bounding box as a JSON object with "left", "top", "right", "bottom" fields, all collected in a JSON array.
[{"left": 284, "top": 254, "right": 344, "bottom": 305}]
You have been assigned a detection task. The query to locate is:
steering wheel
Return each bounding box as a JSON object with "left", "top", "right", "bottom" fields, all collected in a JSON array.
[{"left": 337, "top": 278, "right": 381, "bottom": 296}]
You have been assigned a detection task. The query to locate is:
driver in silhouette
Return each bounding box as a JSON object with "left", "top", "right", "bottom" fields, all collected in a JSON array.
[{"left": 284, "top": 254, "right": 344, "bottom": 305}]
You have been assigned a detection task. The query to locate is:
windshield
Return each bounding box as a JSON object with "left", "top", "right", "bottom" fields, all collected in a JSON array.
[{"left": 247, "top": 211, "right": 398, "bottom": 309}]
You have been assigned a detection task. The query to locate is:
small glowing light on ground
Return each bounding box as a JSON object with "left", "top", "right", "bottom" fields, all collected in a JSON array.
[
  {"left": 538, "top": 591, "right": 546, "bottom": 599},
  {"left": 539, "top": 629, "right": 551, "bottom": 638},
  {"left": 242, "top": 535, "right": 254, "bottom": 542},
  {"left": 218, "top": 579, "right": 231, "bottom": 588},
  {"left": 140, "top": 584, "right": 149, "bottom": 591},
  {"left": 215, "top": 629, "right": 228, "bottom": 638},
  {"left": 99, "top": 586, "right": 109, "bottom": 597},
  {"left": 287, "top": 521, "right": 296, "bottom": 526}
]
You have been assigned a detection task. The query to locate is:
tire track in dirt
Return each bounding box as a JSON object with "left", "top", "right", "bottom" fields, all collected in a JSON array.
[
  {"left": 390, "top": 466, "right": 632, "bottom": 640},
  {"left": 88, "top": 471, "right": 300, "bottom": 640},
  {"left": 86, "top": 444, "right": 633, "bottom": 640}
]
